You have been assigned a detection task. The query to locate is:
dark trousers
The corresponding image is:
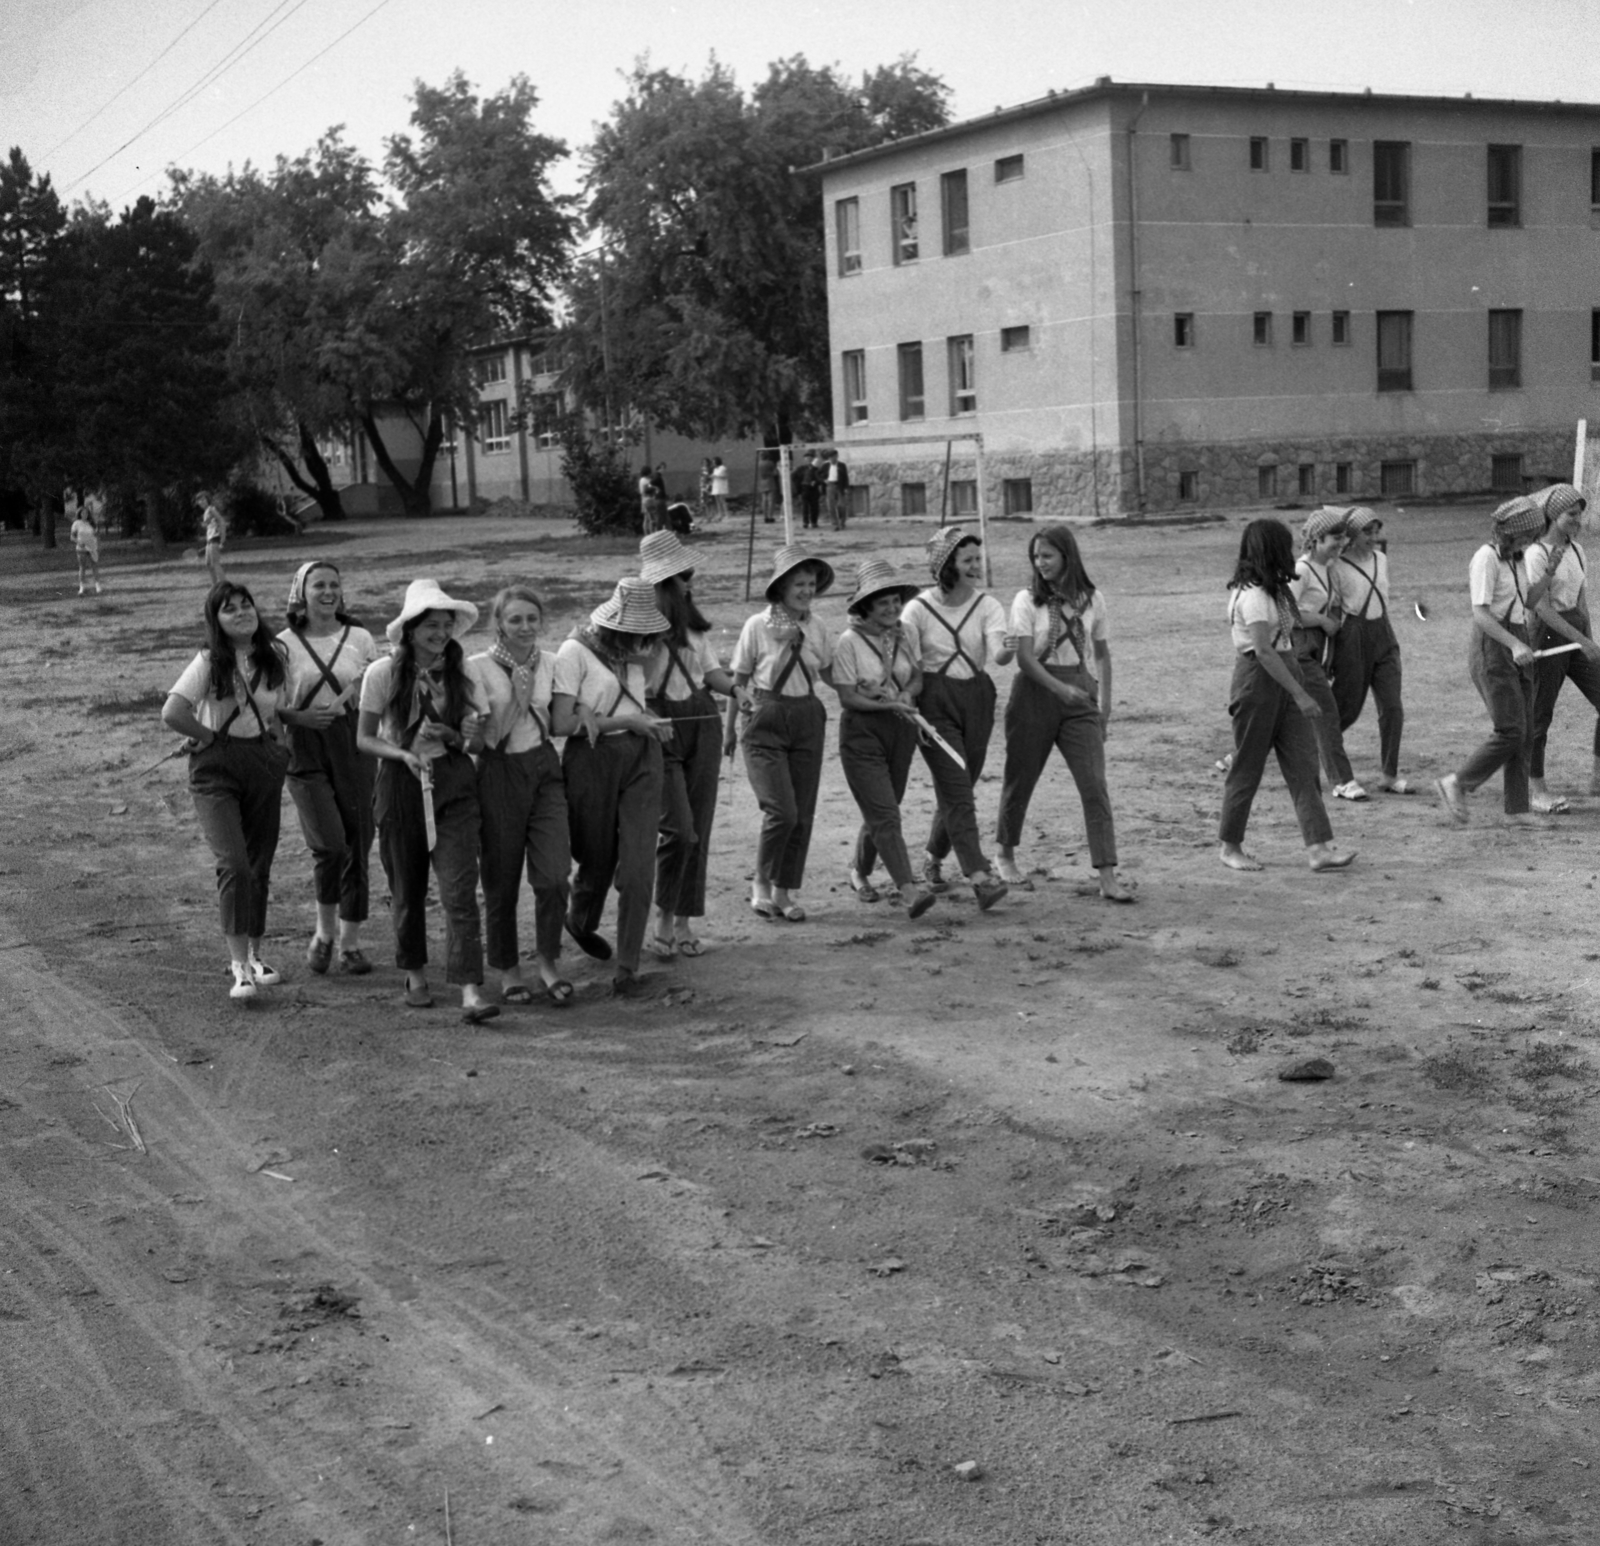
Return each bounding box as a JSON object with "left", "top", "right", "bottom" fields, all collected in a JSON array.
[
  {"left": 742, "top": 694, "right": 827, "bottom": 889},
  {"left": 188, "top": 737, "right": 288, "bottom": 938},
  {"left": 376, "top": 750, "right": 484, "bottom": 984},
  {"left": 286, "top": 715, "right": 375, "bottom": 922},
  {"left": 839, "top": 708, "right": 918, "bottom": 889},
  {"left": 653, "top": 692, "right": 721, "bottom": 917},
  {"left": 918, "top": 672, "right": 996, "bottom": 876},
  {"left": 1457, "top": 627, "right": 1533, "bottom": 814},
  {"left": 564, "top": 732, "right": 664, "bottom": 973},
  {"left": 1530, "top": 607, "right": 1600, "bottom": 779},
  {"left": 1219, "top": 653, "right": 1333, "bottom": 847},
  {"left": 826, "top": 485, "right": 846, "bottom": 530},
  {"left": 1292, "top": 639, "right": 1356, "bottom": 788},
  {"left": 1331, "top": 614, "right": 1403, "bottom": 778},
  {"left": 997, "top": 668, "right": 1118, "bottom": 867},
  {"left": 800, "top": 488, "right": 821, "bottom": 528},
  {"left": 478, "top": 743, "right": 569, "bottom": 970}
]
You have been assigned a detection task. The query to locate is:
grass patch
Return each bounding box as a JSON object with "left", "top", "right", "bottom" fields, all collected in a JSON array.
[
  {"left": 1516, "top": 1041, "right": 1591, "bottom": 1082},
  {"left": 88, "top": 687, "right": 169, "bottom": 718},
  {"left": 1417, "top": 1050, "right": 1493, "bottom": 1094}
]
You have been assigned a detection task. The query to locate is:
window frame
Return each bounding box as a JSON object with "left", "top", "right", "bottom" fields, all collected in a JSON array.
[
  {"left": 1591, "top": 308, "right": 1600, "bottom": 384},
  {"left": 1291, "top": 311, "right": 1311, "bottom": 346},
  {"left": 1174, "top": 312, "right": 1196, "bottom": 349},
  {"left": 1000, "top": 324, "right": 1032, "bottom": 353},
  {"left": 1178, "top": 470, "right": 1199, "bottom": 503},
  {"left": 897, "top": 341, "right": 926, "bottom": 421},
  {"left": 947, "top": 334, "right": 976, "bottom": 416},
  {"left": 528, "top": 393, "right": 562, "bottom": 451},
  {"left": 835, "top": 197, "right": 862, "bottom": 276},
  {"left": 1373, "top": 141, "right": 1411, "bottom": 226},
  {"left": 474, "top": 353, "right": 507, "bottom": 385},
  {"left": 1380, "top": 459, "right": 1417, "bottom": 497},
  {"left": 1253, "top": 311, "right": 1273, "bottom": 347},
  {"left": 1002, "top": 478, "right": 1034, "bottom": 516},
  {"left": 1170, "top": 133, "right": 1191, "bottom": 170},
  {"left": 1257, "top": 464, "right": 1278, "bottom": 499},
  {"left": 890, "top": 182, "right": 919, "bottom": 265},
  {"left": 948, "top": 478, "right": 977, "bottom": 518},
  {"left": 940, "top": 169, "right": 970, "bottom": 257},
  {"left": 479, "top": 398, "right": 511, "bottom": 454},
  {"left": 1329, "top": 138, "right": 1349, "bottom": 175},
  {"left": 1331, "top": 310, "right": 1351, "bottom": 346},
  {"left": 1376, "top": 310, "right": 1414, "bottom": 392},
  {"left": 1289, "top": 137, "right": 1309, "bottom": 173},
  {"left": 1334, "top": 462, "right": 1352, "bottom": 494},
  {"left": 842, "top": 349, "right": 868, "bottom": 424},
  {"left": 900, "top": 481, "right": 928, "bottom": 518},
  {"left": 1486, "top": 144, "right": 1522, "bottom": 228},
  {"left": 1249, "top": 136, "right": 1269, "bottom": 172},
  {"left": 1488, "top": 308, "right": 1522, "bottom": 390},
  {"left": 1491, "top": 453, "right": 1525, "bottom": 492},
  {"left": 995, "top": 154, "right": 1025, "bottom": 184}
]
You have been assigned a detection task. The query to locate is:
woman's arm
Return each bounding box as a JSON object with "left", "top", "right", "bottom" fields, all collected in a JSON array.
[
  {"left": 1532, "top": 596, "right": 1600, "bottom": 656},
  {"left": 1245, "top": 624, "right": 1320, "bottom": 714},
  {"left": 1471, "top": 605, "right": 1535, "bottom": 664},
  {"left": 1015, "top": 636, "right": 1092, "bottom": 705},
  {"left": 1525, "top": 544, "right": 1565, "bottom": 613},
  {"left": 161, "top": 693, "right": 213, "bottom": 747},
  {"left": 1093, "top": 639, "right": 1113, "bottom": 731},
  {"left": 356, "top": 708, "right": 425, "bottom": 773}
]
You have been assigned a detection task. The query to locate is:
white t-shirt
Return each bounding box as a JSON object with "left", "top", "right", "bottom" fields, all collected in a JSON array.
[
  {"left": 1228, "top": 586, "right": 1293, "bottom": 653},
  {"left": 1523, "top": 539, "right": 1587, "bottom": 614},
  {"left": 202, "top": 504, "right": 227, "bottom": 545},
  {"left": 70, "top": 518, "right": 99, "bottom": 556},
  {"left": 710, "top": 465, "right": 730, "bottom": 497},
  {"left": 1334, "top": 551, "right": 1389, "bottom": 620},
  {"left": 900, "top": 589, "right": 1008, "bottom": 679},
  {"left": 1292, "top": 556, "right": 1337, "bottom": 620},
  {"left": 169, "top": 649, "right": 287, "bottom": 737},
  {"left": 358, "top": 654, "right": 484, "bottom": 749},
  {"left": 276, "top": 625, "right": 381, "bottom": 714},
  {"left": 467, "top": 649, "right": 555, "bottom": 753},
  {"left": 731, "top": 609, "right": 834, "bottom": 695},
  {"left": 552, "top": 637, "right": 652, "bottom": 732},
  {"left": 645, "top": 631, "right": 721, "bottom": 701},
  {"left": 832, "top": 626, "right": 917, "bottom": 692},
  {"left": 1468, "top": 545, "right": 1528, "bottom": 626},
  {"left": 1009, "top": 589, "right": 1108, "bottom": 662}
]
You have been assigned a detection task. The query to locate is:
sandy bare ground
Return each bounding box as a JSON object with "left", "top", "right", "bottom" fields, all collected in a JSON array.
[{"left": 1, "top": 503, "right": 1596, "bottom": 1545}]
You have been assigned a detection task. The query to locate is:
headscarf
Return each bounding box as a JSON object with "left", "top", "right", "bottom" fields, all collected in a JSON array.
[{"left": 286, "top": 560, "right": 338, "bottom": 610}]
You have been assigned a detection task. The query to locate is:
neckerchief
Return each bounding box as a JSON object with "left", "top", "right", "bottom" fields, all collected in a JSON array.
[
  {"left": 489, "top": 640, "right": 548, "bottom": 744},
  {"left": 1042, "top": 591, "right": 1089, "bottom": 668},
  {"left": 852, "top": 623, "right": 908, "bottom": 689}
]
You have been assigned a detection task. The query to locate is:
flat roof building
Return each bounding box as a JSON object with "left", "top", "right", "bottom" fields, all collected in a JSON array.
[{"left": 816, "top": 80, "right": 1600, "bottom": 518}]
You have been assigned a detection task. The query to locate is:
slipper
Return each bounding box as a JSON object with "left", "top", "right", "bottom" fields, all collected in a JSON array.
[
  {"left": 644, "top": 935, "right": 678, "bottom": 961},
  {"left": 1433, "top": 777, "right": 1468, "bottom": 826},
  {"left": 545, "top": 978, "right": 576, "bottom": 1006},
  {"left": 461, "top": 1003, "right": 501, "bottom": 1025},
  {"left": 1332, "top": 781, "right": 1369, "bottom": 801},
  {"left": 676, "top": 938, "right": 705, "bottom": 958},
  {"left": 1531, "top": 795, "right": 1571, "bottom": 814},
  {"left": 404, "top": 986, "right": 433, "bottom": 1009},
  {"left": 751, "top": 899, "right": 778, "bottom": 920},
  {"left": 775, "top": 903, "right": 807, "bottom": 922},
  {"left": 1378, "top": 777, "right": 1417, "bottom": 795},
  {"left": 501, "top": 983, "right": 536, "bottom": 1005},
  {"left": 848, "top": 870, "right": 883, "bottom": 903},
  {"left": 565, "top": 916, "right": 613, "bottom": 960}
]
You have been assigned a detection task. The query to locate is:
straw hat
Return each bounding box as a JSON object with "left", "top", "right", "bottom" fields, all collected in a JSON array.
[
  {"left": 1491, "top": 496, "right": 1544, "bottom": 543},
  {"left": 386, "top": 578, "right": 479, "bottom": 645},
  {"left": 764, "top": 544, "right": 835, "bottom": 604},
  {"left": 638, "top": 531, "right": 696, "bottom": 586},
  {"left": 846, "top": 558, "right": 920, "bottom": 614},
  {"left": 1531, "top": 483, "right": 1587, "bottom": 523},
  {"left": 590, "top": 577, "right": 670, "bottom": 636},
  {"left": 926, "top": 525, "right": 980, "bottom": 581},
  {"left": 1301, "top": 508, "right": 1349, "bottom": 544}
]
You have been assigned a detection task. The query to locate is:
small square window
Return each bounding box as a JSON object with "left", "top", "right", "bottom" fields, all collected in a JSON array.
[
  {"left": 1253, "top": 312, "right": 1273, "bottom": 346},
  {"left": 1334, "top": 462, "right": 1352, "bottom": 494},
  {"left": 1249, "top": 136, "right": 1269, "bottom": 171},
  {"left": 1178, "top": 470, "right": 1199, "bottom": 503},
  {"left": 1002, "top": 478, "right": 1033, "bottom": 515},
  {"left": 1380, "top": 460, "right": 1416, "bottom": 496},
  {"left": 1331, "top": 310, "right": 1351, "bottom": 346},
  {"left": 1258, "top": 465, "right": 1278, "bottom": 499},
  {"left": 901, "top": 482, "right": 928, "bottom": 517},
  {"left": 1491, "top": 454, "right": 1524, "bottom": 492},
  {"left": 1170, "top": 133, "right": 1191, "bottom": 170},
  {"left": 1290, "top": 138, "right": 1309, "bottom": 172},
  {"left": 1000, "top": 325, "right": 1032, "bottom": 353},
  {"left": 1329, "top": 139, "right": 1349, "bottom": 174},
  {"left": 1174, "top": 313, "right": 1196, "bottom": 348},
  {"left": 1298, "top": 463, "right": 1316, "bottom": 496},
  {"left": 949, "top": 479, "right": 977, "bottom": 518},
  {"left": 995, "top": 154, "right": 1024, "bottom": 183},
  {"left": 1292, "top": 311, "right": 1311, "bottom": 345}
]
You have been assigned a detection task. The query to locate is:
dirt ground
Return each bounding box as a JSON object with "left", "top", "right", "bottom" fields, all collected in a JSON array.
[{"left": 2, "top": 501, "right": 1598, "bottom": 1546}]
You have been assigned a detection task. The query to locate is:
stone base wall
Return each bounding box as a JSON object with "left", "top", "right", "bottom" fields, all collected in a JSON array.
[{"left": 849, "top": 449, "right": 1128, "bottom": 524}]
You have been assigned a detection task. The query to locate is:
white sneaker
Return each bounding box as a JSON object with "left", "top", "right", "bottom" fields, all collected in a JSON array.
[
  {"left": 1333, "top": 781, "right": 1369, "bottom": 801},
  {"left": 78, "top": 586, "right": 85, "bottom": 596},
  {"left": 229, "top": 962, "right": 257, "bottom": 1001},
  {"left": 247, "top": 954, "right": 281, "bottom": 987}
]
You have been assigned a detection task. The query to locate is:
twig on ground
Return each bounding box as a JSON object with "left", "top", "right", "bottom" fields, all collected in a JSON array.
[{"left": 1168, "top": 1409, "right": 1243, "bottom": 1425}]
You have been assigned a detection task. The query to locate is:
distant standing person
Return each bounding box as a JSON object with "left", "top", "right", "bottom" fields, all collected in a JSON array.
[
  {"left": 1330, "top": 507, "right": 1412, "bottom": 793},
  {"left": 697, "top": 457, "right": 715, "bottom": 523},
  {"left": 638, "top": 465, "right": 660, "bottom": 534},
  {"left": 70, "top": 501, "right": 102, "bottom": 596},
  {"left": 199, "top": 491, "right": 228, "bottom": 586},
  {"left": 710, "top": 457, "right": 730, "bottom": 522},
  {"left": 758, "top": 453, "right": 777, "bottom": 524},
  {"left": 1292, "top": 508, "right": 1364, "bottom": 800},
  {"left": 796, "top": 450, "right": 822, "bottom": 530},
  {"left": 826, "top": 451, "right": 851, "bottom": 532}
]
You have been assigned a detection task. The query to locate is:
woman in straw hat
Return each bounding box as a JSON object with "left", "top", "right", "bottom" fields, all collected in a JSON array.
[
  {"left": 997, "top": 525, "right": 1135, "bottom": 900},
  {"left": 1434, "top": 498, "right": 1548, "bottom": 824},
  {"left": 1291, "top": 510, "right": 1366, "bottom": 802},
  {"left": 898, "top": 526, "right": 1012, "bottom": 909},
  {"left": 276, "top": 561, "right": 382, "bottom": 976},
  {"left": 638, "top": 532, "right": 742, "bottom": 958},
  {"left": 729, "top": 544, "right": 836, "bottom": 921},
  {"left": 1218, "top": 521, "right": 1356, "bottom": 872},
  {"left": 551, "top": 577, "right": 672, "bottom": 996},
  {"left": 161, "top": 581, "right": 292, "bottom": 1001},
  {"left": 833, "top": 559, "right": 936, "bottom": 918},
  {"left": 1523, "top": 484, "right": 1600, "bottom": 812},
  {"left": 1330, "top": 507, "right": 1414, "bottom": 793},
  {"left": 356, "top": 578, "right": 497, "bottom": 1024},
  {"left": 466, "top": 585, "right": 574, "bottom": 1007}
]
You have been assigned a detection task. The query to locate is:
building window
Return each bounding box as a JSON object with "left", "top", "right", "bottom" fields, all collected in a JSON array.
[
  {"left": 1170, "top": 133, "right": 1191, "bottom": 170},
  {"left": 836, "top": 198, "right": 861, "bottom": 276},
  {"left": 1290, "top": 138, "right": 1309, "bottom": 172},
  {"left": 901, "top": 482, "right": 928, "bottom": 517},
  {"left": 1249, "top": 136, "right": 1268, "bottom": 171},
  {"left": 1292, "top": 311, "right": 1311, "bottom": 346},
  {"left": 1380, "top": 460, "right": 1417, "bottom": 496},
  {"left": 842, "top": 350, "right": 868, "bottom": 424},
  {"left": 898, "top": 342, "right": 925, "bottom": 420},
  {"left": 1253, "top": 312, "right": 1273, "bottom": 346},
  {"left": 949, "top": 479, "right": 977, "bottom": 517},
  {"left": 1174, "top": 313, "right": 1196, "bottom": 348},
  {"left": 1002, "top": 478, "right": 1034, "bottom": 515},
  {"left": 1487, "top": 145, "right": 1522, "bottom": 227},
  {"left": 947, "top": 335, "right": 976, "bottom": 415},
  {"left": 1488, "top": 308, "right": 1522, "bottom": 389},
  {"left": 528, "top": 393, "right": 561, "bottom": 450},
  {"left": 891, "top": 183, "right": 918, "bottom": 265},
  {"left": 1331, "top": 310, "right": 1351, "bottom": 346},
  {"left": 1376, "top": 310, "right": 1413, "bottom": 392},
  {"left": 1591, "top": 149, "right": 1600, "bottom": 209},
  {"left": 1592, "top": 309, "right": 1600, "bottom": 383},
  {"left": 995, "top": 154, "right": 1024, "bottom": 183},
  {"left": 1298, "top": 464, "right": 1316, "bottom": 496},
  {"left": 474, "top": 353, "right": 507, "bottom": 385},
  {"left": 1258, "top": 465, "right": 1278, "bottom": 499},
  {"left": 479, "top": 399, "right": 511, "bottom": 453},
  {"left": 941, "top": 170, "right": 970, "bottom": 256},
  {"left": 526, "top": 343, "right": 561, "bottom": 377},
  {"left": 1329, "top": 138, "right": 1349, "bottom": 174},
  {"left": 1334, "top": 462, "right": 1352, "bottom": 494},
  {"left": 1491, "top": 453, "right": 1524, "bottom": 491},
  {"left": 1178, "top": 470, "right": 1199, "bottom": 502},
  {"left": 1374, "top": 141, "right": 1410, "bottom": 225},
  {"left": 1000, "top": 324, "right": 1032, "bottom": 352}
]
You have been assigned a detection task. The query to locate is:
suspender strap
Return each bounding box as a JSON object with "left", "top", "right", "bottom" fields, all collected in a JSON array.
[
  {"left": 217, "top": 667, "right": 269, "bottom": 741},
  {"left": 1496, "top": 559, "right": 1527, "bottom": 629},
  {"left": 661, "top": 642, "right": 695, "bottom": 698},
  {"left": 769, "top": 638, "right": 814, "bottom": 696},
  {"left": 913, "top": 594, "right": 983, "bottom": 676},
  {"left": 1344, "top": 559, "right": 1388, "bottom": 620},
  {"left": 293, "top": 627, "right": 350, "bottom": 712},
  {"left": 577, "top": 638, "right": 647, "bottom": 718}
]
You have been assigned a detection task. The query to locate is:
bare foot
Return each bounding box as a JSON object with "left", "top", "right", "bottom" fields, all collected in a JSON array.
[
  {"left": 1308, "top": 846, "right": 1357, "bottom": 871},
  {"left": 1098, "top": 875, "right": 1136, "bottom": 903},
  {"left": 1218, "top": 844, "right": 1263, "bottom": 872}
]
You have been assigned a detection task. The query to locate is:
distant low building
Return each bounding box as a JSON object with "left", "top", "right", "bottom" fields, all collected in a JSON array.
[{"left": 816, "top": 79, "right": 1600, "bottom": 518}]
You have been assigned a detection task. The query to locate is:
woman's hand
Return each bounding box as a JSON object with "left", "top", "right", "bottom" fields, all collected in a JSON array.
[
  {"left": 1511, "top": 643, "right": 1535, "bottom": 669},
  {"left": 576, "top": 704, "right": 600, "bottom": 743},
  {"left": 635, "top": 715, "right": 675, "bottom": 744},
  {"left": 1583, "top": 638, "right": 1600, "bottom": 664},
  {"left": 1295, "top": 694, "right": 1323, "bottom": 720},
  {"left": 297, "top": 703, "right": 340, "bottom": 732}
]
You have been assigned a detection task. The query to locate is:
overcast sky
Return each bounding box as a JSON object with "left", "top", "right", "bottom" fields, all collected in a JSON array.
[{"left": 3, "top": 0, "right": 1594, "bottom": 216}]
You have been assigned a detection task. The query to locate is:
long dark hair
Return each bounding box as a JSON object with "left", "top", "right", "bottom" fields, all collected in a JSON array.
[
  {"left": 1027, "top": 524, "right": 1094, "bottom": 609},
  {"left": 389, "top": 611, "right": 472, "bottom": 729},
  {"left": 286, "top": 561, "right": 359, "bottom": 633},
  {"left": 938, "top": 536, "right": 981, "bottom": 593},
  {"left": 203, "top": 582, "right": 285, "bottom": 700},
  {"left": 655, "top": 576, "right": 712, "bottom": 645},
  {"left": 1229, "top": 519, "right": 1297, "bottom": 601}
]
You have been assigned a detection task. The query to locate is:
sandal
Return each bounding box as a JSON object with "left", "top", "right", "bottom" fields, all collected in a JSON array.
[
  {"left": 1332, "top": 781, "right": 1369, "bottom": 801},
  {"left": 545, "top": 978, "right": 576, "bottom": 1006},
  {"left": 1531, "top": 794, "right": 1571, "bottom": 814},
  {"left": 751, "top": 898, "right": 778, "bottom": 920},
  {"left": 848, "top": 869, "right": 883, "bottom": 903},
  {"left": 501, "top": 983, "right": 536, "bottom": 1005},
  {"left": 461, "top": 1002, "right": 501, "bottom": 1025},
  {"left": 404, "top": 985, "right": 433, "bottom": 1009},
  {"left": 775, "top": 903, "right": 807, "bottom": 922},
  {"left": 675, "top": 938, "right": 705, "bottom": 958},
  {"left": 644, "top": 935, "right": 678, "bottom": 961},
  {"left": 973, "top": 875, "right": 1010, "bottom": 912},
  {"left": 1377, "top": 777, "right": 1417, "bottom": 795}
]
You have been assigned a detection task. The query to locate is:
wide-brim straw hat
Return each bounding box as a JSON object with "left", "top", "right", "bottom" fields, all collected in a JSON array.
[
  {"left": 847, "top": 557, "right": 920, "bottom": 613},
  {"left": 1531, "top": 483, "right": 1587, "bottom": 523},
  {"left": 764, "top": 544, "right": 835, "bottom": 603},
  {"left": 1491, "top": 496, "right": 1544, "bottom": 542},
  {"left": 386, "top": 577, "right": 479, "bottom": 645},
  {"left": 1301, "top": 508, "right": 1349, "bottom": 544},
  {"left": 638, "top": 531, "right": 696, "bottom": 586},
  {"left": 926, "top": 524, "right": 980, "bottom": 580},
  {"left": 590, "top": 577, "right": 670, "bottom": 636}
]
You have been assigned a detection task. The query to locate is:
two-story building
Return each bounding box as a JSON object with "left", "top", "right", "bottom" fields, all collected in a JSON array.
[{"left": 818, "top": 79, "right": 1600, "bottom": 518}]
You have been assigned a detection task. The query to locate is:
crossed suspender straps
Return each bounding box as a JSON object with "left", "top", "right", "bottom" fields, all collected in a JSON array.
[
  {"left": 910, "top": 594, "right": 984, "bottom": 676},
  {"left": 1340, "top": 558, "right": 1388, "bottom": 621},
  {"left": 293, "top": 626, "right": 350, "bottom": 712},
  {"left": 216, "top": 667, "right": 270, "bottom": 740},
  {"left": 768, "top": 634, "right": 814, "bottom": 695},
  {"left": 576, "top": 638, "right": 648, "bottom": 718}
]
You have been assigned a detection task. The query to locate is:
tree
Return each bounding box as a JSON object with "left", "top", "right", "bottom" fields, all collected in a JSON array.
[{"left": 566, "top": 54, "right": 950, "bottom": 446}]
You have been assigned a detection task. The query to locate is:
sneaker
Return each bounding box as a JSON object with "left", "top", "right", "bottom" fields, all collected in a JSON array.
[
  {"left": 973, "top": 874, "right": 1010, "bottom": 912},
  {"left": 920, "top": 854, "right": 950, "bottom": 894},
  {"left": 1332, "top": 781, "right": 1369, "bottom": 801},
  {"left": 306, "top": 936, "right": 334, "bottom": 974},
  {"left": 848, "top": 869, "right": 883, "bottom": 903},
  {"left": 247, "top": 954, "right": 281, "bottom": 988},
  {"left": 338, "top": 947, "right": 372, "bottom": 976},
  {"left": 229, "top": 961, "right": 257, "bottom": 1001}
]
